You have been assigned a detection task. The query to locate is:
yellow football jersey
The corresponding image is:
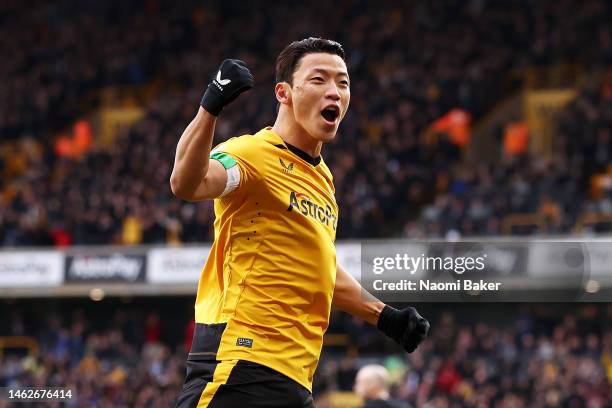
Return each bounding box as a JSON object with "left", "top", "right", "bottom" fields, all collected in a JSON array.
[{"left": 192, "top": 127, "right": 339, "bottom": 391}]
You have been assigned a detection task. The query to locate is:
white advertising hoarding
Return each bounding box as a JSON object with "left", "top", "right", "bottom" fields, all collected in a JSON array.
[
  {"left": 0, "top": 251, "right": 64, "bottom": 287},
  {"left": 147, "top": 246, "right": 210, "bottom": 284}
]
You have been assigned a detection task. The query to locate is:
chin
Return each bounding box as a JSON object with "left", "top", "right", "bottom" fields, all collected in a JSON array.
[
  {"left": 318, "top": 132, "right": 337, "bottom": 143},
  {"left": 315, "top": 126, "right": 338, "bottom": 142}
]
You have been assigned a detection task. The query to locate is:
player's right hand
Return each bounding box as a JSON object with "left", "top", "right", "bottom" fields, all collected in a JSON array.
[{"left": 201, "top": 59, "right": 254, "bottom": 116}]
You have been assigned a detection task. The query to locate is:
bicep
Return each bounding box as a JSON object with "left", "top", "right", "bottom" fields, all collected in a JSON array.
[{"left": 188, "top": 159, "right": 228, "bottom": 201}]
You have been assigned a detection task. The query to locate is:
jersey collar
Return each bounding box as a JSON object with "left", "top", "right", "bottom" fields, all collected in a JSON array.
[{"left": 262, "top": 127, "right": 321, "bottom": 166}]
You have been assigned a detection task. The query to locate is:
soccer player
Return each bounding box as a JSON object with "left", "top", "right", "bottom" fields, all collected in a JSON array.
[{"left": 170, "top": 38, "right": 429, "bottom": 408}]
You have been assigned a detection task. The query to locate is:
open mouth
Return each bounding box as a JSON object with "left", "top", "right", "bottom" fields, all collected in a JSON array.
[{"left": 321, "top": 106, "right": 340, "bottom": 123}]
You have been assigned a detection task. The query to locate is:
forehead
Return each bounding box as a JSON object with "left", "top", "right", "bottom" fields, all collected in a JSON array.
[{"left": 294, "top": 52, "right": 348, "bottom": 78}]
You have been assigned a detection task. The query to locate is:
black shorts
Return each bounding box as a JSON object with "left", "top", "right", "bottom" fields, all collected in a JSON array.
[{"left": 175, "top": 357, "right": 315, "bottom": 408}]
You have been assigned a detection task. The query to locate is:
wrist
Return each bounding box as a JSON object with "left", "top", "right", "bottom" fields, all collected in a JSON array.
[
  {"left": 200, "top": 85, "right": 223, "bottom": 116},
  {"left": 197, "top": 106, "right": 218, "bottom": 121},
  {"left": 372, "top": 302, "right": 387, "bottom": 325},
  {"left": 376, "top": 304, "right": 399, "bottom": 333}
]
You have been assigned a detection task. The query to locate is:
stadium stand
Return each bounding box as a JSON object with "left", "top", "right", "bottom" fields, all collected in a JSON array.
[
  {"left": 1, "top": 0, "right": 612, "bottom": 246},
  {"left": 0, "top": 301, "right": 609, "bottom": 406},
  {"left": 1, "top": 1, "right": 611, "bottom": 407}
]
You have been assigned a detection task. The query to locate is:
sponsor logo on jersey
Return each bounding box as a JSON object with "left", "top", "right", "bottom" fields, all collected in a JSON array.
[
  {"left": 279, "top": 158, "right": 294, "bottom": 174},
  {"left": 287, "top": 192, "right": 337, "bottom": 230}
]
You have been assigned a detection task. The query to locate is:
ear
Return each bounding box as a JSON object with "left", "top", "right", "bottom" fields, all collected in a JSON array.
[{"left": 275, "top": 82, "right": 291, "bottom": 105}]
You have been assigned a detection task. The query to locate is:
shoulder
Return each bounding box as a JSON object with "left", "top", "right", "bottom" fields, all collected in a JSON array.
[
  {"left": 210, "top": 130, "right": 276, "bottom": 189},
  {"left": 318, "top": 157, "right": 333, "bottom": 178},
  {"left": 318, "top": 157, "right": 335, "bottom": 192}
]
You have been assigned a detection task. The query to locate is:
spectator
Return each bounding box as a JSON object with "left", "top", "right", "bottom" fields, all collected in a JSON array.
[{"left": 354, "top": 364, "right": 411, "bottom": 408}]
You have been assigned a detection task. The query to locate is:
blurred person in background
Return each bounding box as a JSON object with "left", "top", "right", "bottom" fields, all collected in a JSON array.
[{"left": 354, "top": 364, "right": 410, "bottom": 408}]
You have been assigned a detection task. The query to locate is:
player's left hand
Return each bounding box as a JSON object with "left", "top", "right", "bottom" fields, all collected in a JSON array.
[{"left": 377, "top": 305, "right": 429, "bottom": 353}]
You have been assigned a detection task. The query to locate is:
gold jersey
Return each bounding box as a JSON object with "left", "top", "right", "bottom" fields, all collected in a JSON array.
[{"left": 193, "top": 127, "right": 339, "bottom": 391}]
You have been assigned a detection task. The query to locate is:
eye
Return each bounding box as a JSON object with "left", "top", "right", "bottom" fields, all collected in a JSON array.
[
  {"left": 311, "top": 76, "right": 325, "bottom": 82},
  {"left": 339, "top": 80, "right": 350, "bottom": 87}
]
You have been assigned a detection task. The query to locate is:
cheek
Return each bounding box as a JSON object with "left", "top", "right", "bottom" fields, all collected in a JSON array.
[
  {"left": 339, "top": 96, "right": 350, "bottom": 120},
  {"left": 293, "top": 99, "right": 308, "bottom": 120},
  {"left": 294, "top": 94, "right": 317, "bottom": 120},
  {"left": 343, "top": 92, "right": 351, "bottom": 107}
]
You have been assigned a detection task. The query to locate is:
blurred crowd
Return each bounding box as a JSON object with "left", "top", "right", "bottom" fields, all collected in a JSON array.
[
  {"left": 0, "top": 301, "right": 189, "bottom": 407},
  {"left": 415, "top": 72, "right": 612, "bottom": 239},
  {"left": 320, "top": 304, "right": 612, "bottom": 407},
  {"left": 0, "top": 0, "right": 197, "bottom": 140},
  {"left": 0, "top": 302, "right": 609, "bottom": 407},
  {"left": 1, "top": 0, "right": 612, "bottom": 246}
]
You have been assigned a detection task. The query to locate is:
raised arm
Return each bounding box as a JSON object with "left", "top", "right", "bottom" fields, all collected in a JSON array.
[
  {"left": 170, "top": 108, "right": 226, "bottom": 201},
  {"left": 170, "top": 59, "right": 254, "bottom": 202},
  {"left": 333, "top": 264, "right": 430, "bottom": 353}
]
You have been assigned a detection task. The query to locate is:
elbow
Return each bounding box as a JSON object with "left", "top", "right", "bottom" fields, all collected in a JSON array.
[{"left": 170, "top": 174, "right": 192, "bottom": 201}]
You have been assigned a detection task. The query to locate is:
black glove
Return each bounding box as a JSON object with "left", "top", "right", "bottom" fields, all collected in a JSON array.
[
  {"left": 377, "top": 305, "right": 429, "bottom": 353},
  {"left": 201, "top": 59, "right": 254, "bottom": 116}
]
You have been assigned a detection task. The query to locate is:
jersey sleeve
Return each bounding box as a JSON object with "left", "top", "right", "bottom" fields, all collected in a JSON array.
[{"left": 210, "top": 136, "right": 260, "bottom": 196}]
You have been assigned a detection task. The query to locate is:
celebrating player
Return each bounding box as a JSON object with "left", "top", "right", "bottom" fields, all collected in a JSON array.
[{"left": 170, "top": 37, "right": 429, "bottom": 408}]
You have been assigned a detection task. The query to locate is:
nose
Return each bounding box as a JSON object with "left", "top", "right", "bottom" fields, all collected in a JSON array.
[{"left": 325, "top": 83, "right": 341, "bottom": 100}]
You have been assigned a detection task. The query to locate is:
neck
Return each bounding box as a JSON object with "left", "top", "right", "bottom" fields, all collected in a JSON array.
[{"left": 271, "top": 109, "right": 322, "bottom": 157}]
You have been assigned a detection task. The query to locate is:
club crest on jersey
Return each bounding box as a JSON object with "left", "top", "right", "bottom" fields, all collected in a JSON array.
[
  {"left": 279, "top": 158, "right": 294, "bottom": 174},
  {"left": 287, "top": 192, "right": 337, "bottom": 230}
]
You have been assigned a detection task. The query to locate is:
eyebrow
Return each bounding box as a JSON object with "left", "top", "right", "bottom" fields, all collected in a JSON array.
[{"left": 310, "top": 68, "right": 349, "bottom": 79}]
